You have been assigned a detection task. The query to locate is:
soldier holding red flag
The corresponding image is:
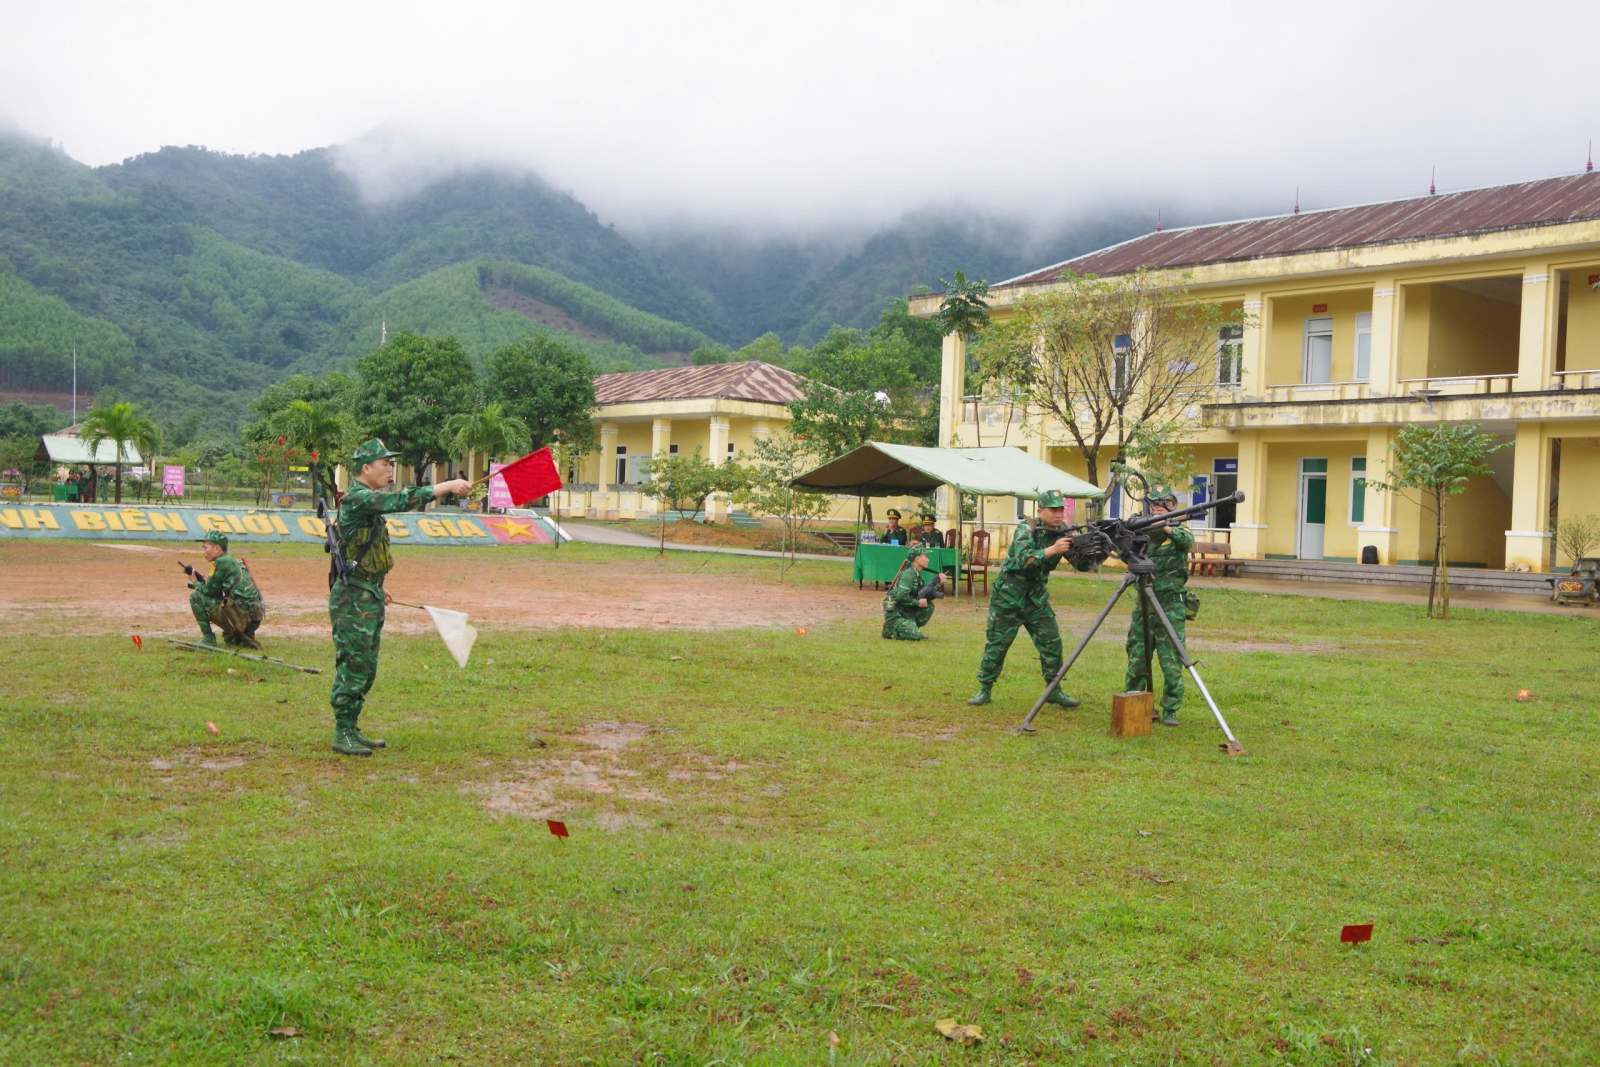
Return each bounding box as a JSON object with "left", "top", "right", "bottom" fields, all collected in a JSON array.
[{"left": 327, "top": 438, "right": 471, "bottom": 756}]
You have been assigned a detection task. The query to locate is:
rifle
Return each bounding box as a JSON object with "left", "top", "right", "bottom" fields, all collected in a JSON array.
[
  {"left": 312, "top": 460, "right": 352, "bottom": 589},
  {"left": 915, "top": 577, "right": 946, "bottom": 602}
]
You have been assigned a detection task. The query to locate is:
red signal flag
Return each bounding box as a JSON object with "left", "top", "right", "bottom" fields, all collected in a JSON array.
[
  {"left": 546, "top": 819, "right": 569, "bottom": 839},
  {"left": 495, "top": 447, "right": 564, "bottom": 507},
  {"left": 1340, "top": 924, "right": 1373, "bottom": 944},
  {"left": 131, "top": 634, "right": 143, "bottom": 650}
]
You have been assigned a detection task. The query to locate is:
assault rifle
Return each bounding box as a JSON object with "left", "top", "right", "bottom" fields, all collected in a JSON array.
[
  {"left": 915, "top": 578, "right": 946, "bottom": 602},
  {"left": 312, "top": 460, "right": 352, "bottom": 589}
]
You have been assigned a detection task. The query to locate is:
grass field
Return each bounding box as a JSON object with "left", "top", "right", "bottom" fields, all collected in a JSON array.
[{"left": 1, "top": 544, "right": 1597, "bottom": 1064}]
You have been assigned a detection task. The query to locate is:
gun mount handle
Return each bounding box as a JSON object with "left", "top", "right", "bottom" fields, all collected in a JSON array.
[{"left": 1127, "top": 490, "right": 1244, "bottom": 531}]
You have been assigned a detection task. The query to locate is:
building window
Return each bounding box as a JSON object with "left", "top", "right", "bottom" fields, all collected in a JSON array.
[
  {"left": 669, "top": 444, "right": 679, "bottom": 456},
  {"left": 615, "top": 445, "right": 627, "bottom": 485},
  {"left": 727, "top": 442, "right": 736, "bottom": 458},
  {"left": 1354, "top": 312, "right": 1372, "bottom": 381},
  {"left": 1217, "top": 325, "right": 1243, "bottom": 385},
  {"left": 1112, "top": 333, "right": 1131, "bottom": 391},
  {"left": 1303, "top": 316, "right": 1334, "bottom": 383},
  {"left": 1349, "top": 457, "right": 1367, "bottom": 525}
]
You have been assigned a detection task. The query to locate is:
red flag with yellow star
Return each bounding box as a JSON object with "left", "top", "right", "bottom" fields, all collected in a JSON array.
[{"left": 492, "top": 446, "right": 563, "bottom": 506}]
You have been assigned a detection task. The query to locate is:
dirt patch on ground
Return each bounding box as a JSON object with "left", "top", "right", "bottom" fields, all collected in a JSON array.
[
  {"left": 482, "top": 288, "right": 612, "bottom": 342},
  {"left": 0, "top": 541, "right": 865, "bottom": 638},
  {"left": 146, "top": 747, "right": 253, "bottom": 774},
  {"left": 464, "top": 720, "right": 662, "bottom": 825}
]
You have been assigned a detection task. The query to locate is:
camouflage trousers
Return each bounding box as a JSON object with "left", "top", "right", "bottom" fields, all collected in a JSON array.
[
  {"left": 190, "top": 589, "right": 264, "bottom": 646},
  {"left": 329, "top": 579, "right": 386, "bottom": 729},
  {"left": 882, "top": 603, "right": 935, "bottom": 640},
  {"left": 977, "top": 583, "right": 1063, "bottom": 686},
  {"left": 1126, "top": 594, "right": 1186, "bottom": 714}
]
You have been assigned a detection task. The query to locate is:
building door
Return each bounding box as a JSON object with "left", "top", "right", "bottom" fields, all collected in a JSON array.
[
  {"left": 1303, "top": 317, "right": 1334, "bottom": 383},
  {"left": 1212, "top": 459, "right": 1238, "bottom": 528},
  {"left": 1297, "top": 458, "right": 1328, "bottom": 560}
]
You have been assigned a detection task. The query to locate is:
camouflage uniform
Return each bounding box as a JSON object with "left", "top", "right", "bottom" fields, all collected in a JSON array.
[
  {"left": 881, "top": 556, "right": 936, "bottom": 640},
  {"left": 188, "top": 532, "right": 266, "bottom": 648},
  {"left": 328, "top": 440, "right": 436, "bottom": 753},
  {"left": 970, "top": 491, "right": 1077, "bottom": 706},
  {"left": 1126, "top": 516, "right": 1195, "bottom": 723}
]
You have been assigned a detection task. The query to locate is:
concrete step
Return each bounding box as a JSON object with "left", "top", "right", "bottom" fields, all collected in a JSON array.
[{"left": 1235, "top": 558, "right": 1551, "bottom": 596}]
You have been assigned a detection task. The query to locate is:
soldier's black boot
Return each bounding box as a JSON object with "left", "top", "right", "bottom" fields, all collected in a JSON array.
[
  {"left": 966, "top": 685, "right": 992, "bottom": 706},
  {"left": 1044, "top": 686, "right": 1080, "bottom": 709},
  {"left": 352, "top": 721, "right": 386, "bottom": 749},
  {"left": 332, "top": 725, "right": 372, "bottom": 756}
]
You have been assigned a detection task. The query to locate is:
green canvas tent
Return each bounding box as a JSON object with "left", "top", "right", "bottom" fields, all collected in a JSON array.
[{"left": 790, "top": 442, "right": 1102, "bottom": 499}]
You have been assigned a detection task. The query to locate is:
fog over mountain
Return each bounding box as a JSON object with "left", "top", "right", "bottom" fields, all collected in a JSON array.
[{"left": 4, "top": 0, "right": 1597, "bottom": 239}]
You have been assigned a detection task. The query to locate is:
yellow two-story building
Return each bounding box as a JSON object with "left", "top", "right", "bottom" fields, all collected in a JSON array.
[{"left": 915, "top": 171, "right": 1600, "bottom": 572}]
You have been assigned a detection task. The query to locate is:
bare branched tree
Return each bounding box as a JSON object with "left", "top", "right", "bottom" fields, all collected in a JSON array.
[{"left": 977, "top": 269, "right": 1247, "bottom": 487}]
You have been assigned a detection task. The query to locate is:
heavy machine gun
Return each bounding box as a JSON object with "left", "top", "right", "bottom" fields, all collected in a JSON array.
[{"left": 1017, "top": 464, "right": 1248, "bottom": 754}]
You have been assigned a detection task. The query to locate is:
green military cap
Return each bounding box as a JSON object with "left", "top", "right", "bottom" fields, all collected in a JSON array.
[
  {"left": 920, "top": 513, "right": 936, "bottom": 522},
  {"left": 197, "top": 530, "right": 229, "bottom": 549},
  {"left": 1149, "top": 486, "right": 1180, "bottom": 507},
  {"left": 351, "top": 438, "right": 400, "bottom": 467},
  {"left": 1037, "top": 489, "right": 1066, "bottom": 508},
  {"left": 885, "top": 508, "right": 902, "bottom": 519}
]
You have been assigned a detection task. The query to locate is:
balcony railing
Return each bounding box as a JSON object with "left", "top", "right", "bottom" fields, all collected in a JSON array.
[
  {"left": 1397, "top": 373, "right": 1517, "bottom": 396},
  {"left": 1552, "top": 369, "right": 1600, "bottom": 390},
  {"left": 1263, "top": 380, "right": 1372, "bottom": 403}
]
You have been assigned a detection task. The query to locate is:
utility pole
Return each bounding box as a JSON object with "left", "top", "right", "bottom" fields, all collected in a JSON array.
[{"left": 72, "top": 347, "right": 77, "bottom": 424}]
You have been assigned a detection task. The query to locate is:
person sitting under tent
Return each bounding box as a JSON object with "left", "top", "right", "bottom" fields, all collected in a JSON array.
[
  {"left": 881, "top": 508, "right": 910, "bottom": 545},
  {"left": 915, "top": 514, "right": 945, "bottom": 548},
  {"left": 882, "top": 547, "right": 941, "bottom": 640},
  {"left": 188, "top": 530, "right": 267, "bottom": 649}
]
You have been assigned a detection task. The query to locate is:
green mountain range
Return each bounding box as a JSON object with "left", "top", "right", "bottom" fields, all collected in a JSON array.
[{"left": 0, "top": 130, "right": 1148, "bottom": 435}]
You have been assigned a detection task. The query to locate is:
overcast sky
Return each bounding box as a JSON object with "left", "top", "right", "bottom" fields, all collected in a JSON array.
[{"left": 3, "top": 0, "right": 1598, "bottom": 232}]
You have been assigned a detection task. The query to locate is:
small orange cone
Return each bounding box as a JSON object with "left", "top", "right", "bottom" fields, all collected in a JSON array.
[
  {"left": 1516, "top": 689, "right": 1532, "bottom": 702},
  {"left": 796, "top": 627, "right": 808, "bottom": 636}
]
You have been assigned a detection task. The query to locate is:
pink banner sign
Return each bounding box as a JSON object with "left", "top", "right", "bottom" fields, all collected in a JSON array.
[
  {"left": 162, "top": 465, "right": 185, "bottom": 495},
  {"left": 487, "top": 462, "right": 513, "bottom": 509}
]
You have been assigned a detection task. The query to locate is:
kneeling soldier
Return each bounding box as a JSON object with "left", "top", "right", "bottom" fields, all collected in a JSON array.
[
  {"left": 327, "top": 438, "right": 471, "bottom": 756},
  {"left": 882, "top": 547, "right": 941, "bottom": 640},
  {"left": 188, "top": 530, "right": 266, "bottom": 649}
]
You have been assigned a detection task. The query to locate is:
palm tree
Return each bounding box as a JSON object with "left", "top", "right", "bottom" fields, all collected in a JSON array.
[
  {"left": 270, "top": 399, "right": 358, "bottom": 499},
  {"left": 445, "top": 402, "right": 532, "bottom": 501},
  {"left": 80, "top": 401, "right": 161, "bottom": 504}
]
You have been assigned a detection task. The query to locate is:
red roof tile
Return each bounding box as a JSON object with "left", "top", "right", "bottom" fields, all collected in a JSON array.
[
  {"left": 594, "top": 360, "right": 807, "bottom": 406},
  {"left": 1004, "top": 172, "right": 1600, "bottom": 287}
]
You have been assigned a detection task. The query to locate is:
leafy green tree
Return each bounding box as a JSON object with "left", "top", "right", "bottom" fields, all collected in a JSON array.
[
  {"left": 353, "top": 331, "right": 478, "bottom": 478},
  {"left": 1370, "top": 422, "right": 1510, "bottom": 619},
  {"left": 690, "top": 343, "right": 735, "bottom": 365},
  {"left": 933, "top": 270, "right": 991, "bottom": 340},
  {"left": 445, "top": 402, "right": 533, "bottom": 478},
  {"left": 0, "top": 401, "right": 69, "bottom": 438},
  {"left": 734, "top": 433, "right": 831, "bottom": 572},
  {"left": 268, "top": 399, "right": 359, "bottom": 497},
  {"left": 979, "top": 269, "right": 1244, "bottom": 488},
  {"left": 640, "top": 448, "right": 746, "bottom": 527},
  {"left": 483, "top": 337, "right": 598, "bottom": 455},
  {"left": 788, "top": 328, "right": 931, "bottom": 460},
  {"left": 871, "top": 298, "right": 944, "bottom": 385},
  {"left": 79, "top": 400, "right": 162, "bottom": 503}
]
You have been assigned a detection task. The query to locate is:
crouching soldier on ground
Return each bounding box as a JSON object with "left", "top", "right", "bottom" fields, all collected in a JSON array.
[
  {"left": 187, "top": 530, "right": 266, "bottom": 649},
  {"left": 882, "top": 547, "right": 942, "bottom": 640}
]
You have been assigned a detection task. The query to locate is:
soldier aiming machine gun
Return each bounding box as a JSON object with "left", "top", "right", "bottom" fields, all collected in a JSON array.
[{"left": 1017, "top": 464, "right": 1247, "bottom": 754}]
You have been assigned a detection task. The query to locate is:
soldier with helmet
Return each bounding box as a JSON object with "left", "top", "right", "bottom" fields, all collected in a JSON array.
[
  {"left": 186, "top": 529, "right": 266, "bottom": 649},
  {"left": 967, "top": 489, "right": 1080, "bottom": 709},
  {"left": 1125, "top": 487, "right": 1195, "bottom": 726},
  {"left": 326, "top": 438, "right": 472, "bottom": 757}
]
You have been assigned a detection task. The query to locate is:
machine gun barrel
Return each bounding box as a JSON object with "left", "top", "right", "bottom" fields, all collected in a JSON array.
[{"left": 1126, "top": 490, "right": 1245, "bottom": 530}]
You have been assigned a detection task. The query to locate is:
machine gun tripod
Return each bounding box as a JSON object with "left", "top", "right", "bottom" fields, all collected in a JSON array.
[{"left": 1016, "top": 483, "right": 1248, "bottom": 755}]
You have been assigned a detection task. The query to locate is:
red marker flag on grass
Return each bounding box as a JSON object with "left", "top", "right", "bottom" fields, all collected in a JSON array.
[
  {"left": 490, "top": 447, "right": 564, "bottom": 507},
  {"left": 546, "top": 819, "right": 569, "bottom": 839},
  {"left": 1340, "top": 924, "right": 1373, "bottom": 944}
]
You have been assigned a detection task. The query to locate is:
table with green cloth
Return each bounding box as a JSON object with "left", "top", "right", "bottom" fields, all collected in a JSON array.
[{"left": 853, "top": 543, "right": 961, "bottom": 587}]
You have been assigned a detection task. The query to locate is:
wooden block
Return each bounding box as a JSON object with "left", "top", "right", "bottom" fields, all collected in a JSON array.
[{"left": 1111, "top": 691, "right": 1154, "bottom": 738}]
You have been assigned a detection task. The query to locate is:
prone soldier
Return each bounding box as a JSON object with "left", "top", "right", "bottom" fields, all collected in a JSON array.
[{"left": 185, "top": 530, "right": 266, "bottom": 649}]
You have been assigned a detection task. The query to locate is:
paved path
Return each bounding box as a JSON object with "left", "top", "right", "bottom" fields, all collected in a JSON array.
[
  {"left": 558, "top": 521, "right": 848, "bottom": 562},
  {"left": 560, "top": 522, "right": 1577, "bottom": 615}
]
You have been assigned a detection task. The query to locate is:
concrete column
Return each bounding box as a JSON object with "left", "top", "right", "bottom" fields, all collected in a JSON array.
[
  {"left": 596, "top": 422, "right": 618, "bottom": 497},
  {"left": 1229, "top": 431, "right": 1269, "bottom": 559},
  {"left": 1506, "top": 421, "right": 1554, "bottom": 571},
  {"left": 1239, "top": 293, "right": 1267, "bottom": 399},
  {"left": 1368, "top": 279, "right": 1400, "bottom": 396},
  {"left": 1515, "top": 265, "right": 1559, "bottom": 392},
  {"left": 1357, "top": 427, "right": 1399, "bottom": 563},
  {"left": 651, "top": 418, "right": 673, "bottom": 458},
  {"left": 750, "top": 419, "right": 772, "bottom": 447},
  {"left": 938, "top": 332, "right": 966, "bottom": 447},
  {"left": 706, "top": 416, "right": 730, "bottom": 522}
]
